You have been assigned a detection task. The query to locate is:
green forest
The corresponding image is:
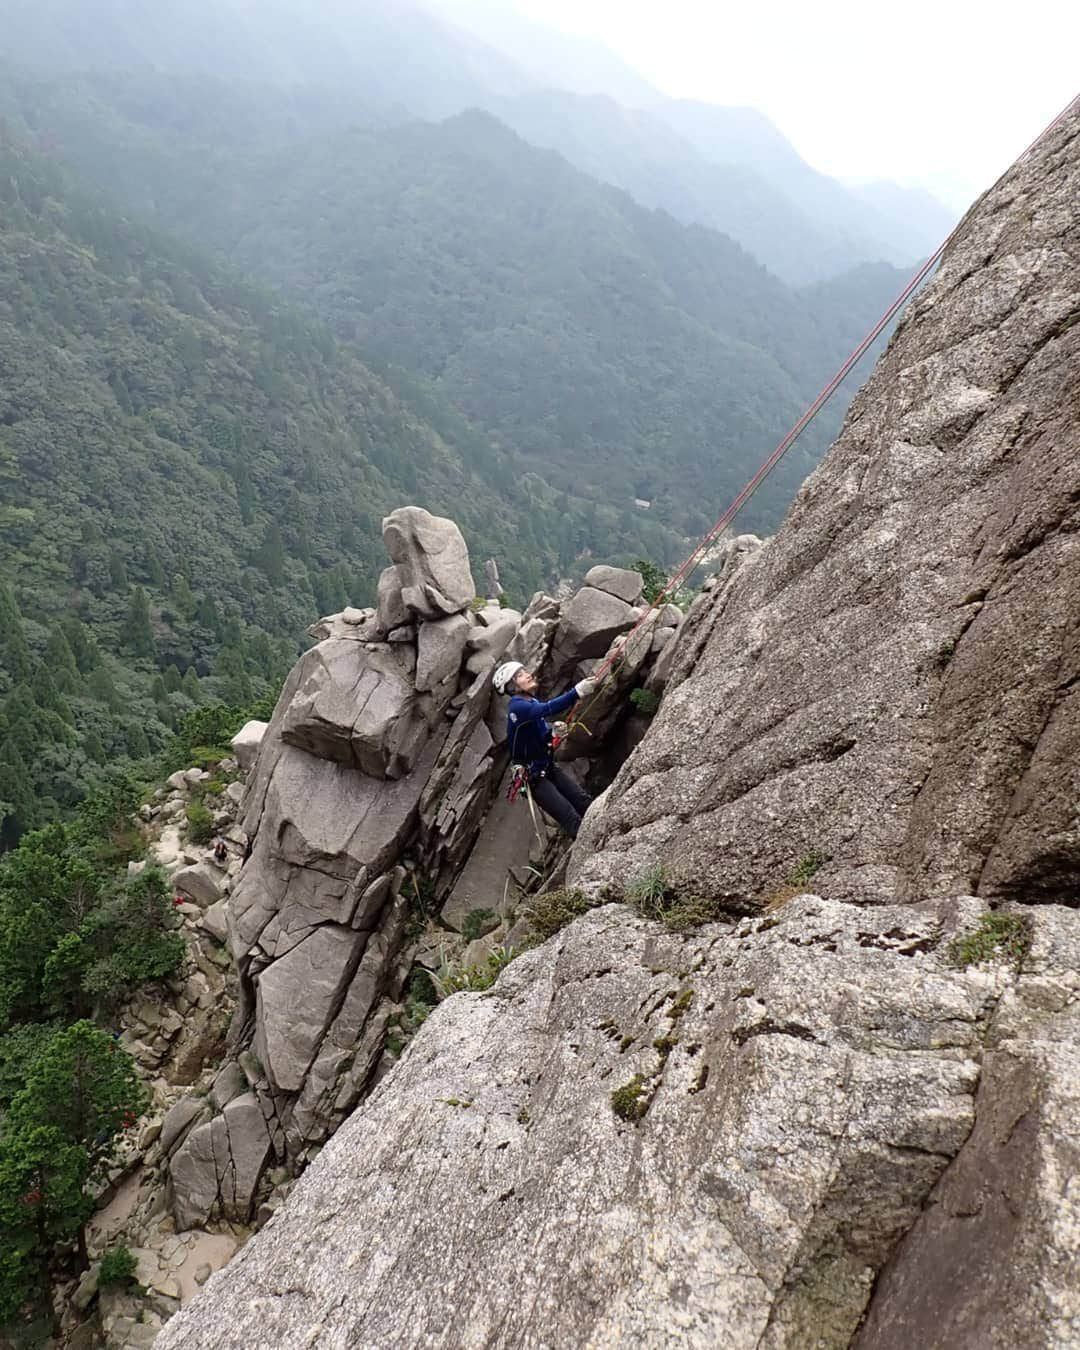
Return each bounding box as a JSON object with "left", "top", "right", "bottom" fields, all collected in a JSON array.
[{"left": 0, "top": 133, "right": 683, "bottom": 844}]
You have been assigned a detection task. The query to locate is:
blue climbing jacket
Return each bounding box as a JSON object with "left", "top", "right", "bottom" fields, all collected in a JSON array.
[{"left": 507, "top": 688, "right": 578, "bottom": 776}]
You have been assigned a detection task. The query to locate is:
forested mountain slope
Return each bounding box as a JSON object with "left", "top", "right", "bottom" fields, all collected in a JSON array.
[
  {"left": 0, "top": 69, "right": 912, "bottom": 538},
  {"left": 0, "top": 0, "right": 529, "bottom": 118},
  {"left": 0, "top": 0, "right": 953, "bottom": 287},
  {"left": 0, "top": 135, "right": 677, "bottom": 841}
]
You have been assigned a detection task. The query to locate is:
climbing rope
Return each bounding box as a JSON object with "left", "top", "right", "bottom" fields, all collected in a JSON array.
[{"left": 568, "top": 88, "right": 1080, "bottom": 728}]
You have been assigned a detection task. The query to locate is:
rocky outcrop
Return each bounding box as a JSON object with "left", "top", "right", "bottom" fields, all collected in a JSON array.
[
  {"left": 157, "top": 101, "right": 1079, "bottom": 1350},
  {"left": 156, "top": 898, "right": 1080, "bottom": 1350},
  {"left": 165, "top": 508, "right": 673, "bottom": 1235},
  {"left": 571, "top": 105, "right": 1080, "bottom": 912}
]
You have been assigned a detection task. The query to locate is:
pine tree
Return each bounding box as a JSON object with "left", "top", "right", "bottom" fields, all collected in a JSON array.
[
  {"left": 61, "top": 617, "right": 100, "bottom": 674},
  {"left": 181, "top": 667, "right": 201, "bottom": 701},
  {"left": 195, "top": 594, "right": 221, "bottom": 636},
  {"left": 163, "top": 665, "right": 182, "bottom": 694},
  {"left": 171, "top": 575, "right": 197, "bottom": 621},
  {"left": 107, "top": 550, "right": 128, "bottom": 591},
  {"left": 120, "top": 588, "right": 154, "bottom": 659},
  {"left": 254, "top": 522, "right": 285, "bottom": 586},
  {"left": 44, "top": 628, "right": 78, "bottom": 680},
  {"left": 31, "top": 665, "right": 73, "bottom": 724},
  {"left": 0, "top": 742, "right": 37, "bottom": 849},
  {"left": 87, "top": 664, "right": 120, "bottom": 710},
  {"left": 215, "top": 645, "right": 252, "bottom": 706},
  {"left": 0, "top": 579, "right": 31, "bottom": 683}
]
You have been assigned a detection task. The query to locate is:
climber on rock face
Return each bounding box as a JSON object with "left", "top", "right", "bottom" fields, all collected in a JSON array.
[{"left": 494, "top": 660, "right": 598, "bottom": 839}]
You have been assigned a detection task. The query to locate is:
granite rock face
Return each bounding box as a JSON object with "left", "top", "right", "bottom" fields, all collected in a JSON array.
[
  {"left": 156, "top": 899, "right": 1080, "bottom": 1349},
  {"left": 572, "top": 104, "right": 1080, "bottom": 913},
  {"left": 166, "top": 516, "right": 670, "bottom": 1231}
]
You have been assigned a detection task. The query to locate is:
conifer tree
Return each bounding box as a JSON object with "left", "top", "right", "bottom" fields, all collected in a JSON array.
[
  {"left": 31, "top": 665, "right": 73, "bottom": 724},
  {"left": 120, "top": 588, "right": 154, "bottom": 659},
  {"left": 254, "top": 522, "right": 285, "bottom": 586},
  {"left": 124, "top": 723, "right": 149, "bottom": 759},
  {"left": 163, "top": 665, "right": 182, "bottom": 694},
  {"left": 0, "top": 580, "right": 31, "bottom": 683},
  {"left": 61, "top": 617, "right": 99, "bottom": 674},
  {"left": 181, "top": 667, "right": 201, "bottom": 701}
]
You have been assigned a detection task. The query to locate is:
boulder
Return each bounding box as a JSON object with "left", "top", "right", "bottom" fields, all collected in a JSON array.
[
  {"left": 505, "top": 592, "right": 561, "bottom": 670},
  {"left": 278, "top": 639, "right": 440, "bottom": 780},
  {"left": 160, "top": 1096, "right": 211, "bottom": 1158},
  {"left": 209, "top": 1061, "right": 247, "bottom": 1112},
  {"left": 545, "top": 586, "right": 637, "bottom": 688},
  {"left": 254, "top": 924, "right": 369, "bottom": 1093},
  {"left": 230, "top": 721, "right": 267, "bottom": 774},
  {"left": 415, "top": 613, "right": 471, "bottom": 693},
  {"left": 170, "top": 1091, "right": 272, "bottom": 1231},
  {"left": 171, "top": 862, "right": 223, "bottom": 909},
  {"left": 228, "top": 731, "right": 445, "bottom": 961},
  {"left": 463, "top": 608, "right": 519, "bottom": 676},
  {"left": 583, "top": 564, "right": 644, "bottom": 605},
  {"left": 376, "top": 566, "right": 408, "bottom": 633},
  {"left": 382, "top": 506, "right": 475, "bottom": 618}
]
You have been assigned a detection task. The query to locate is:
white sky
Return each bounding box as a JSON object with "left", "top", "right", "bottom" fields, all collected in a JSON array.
[{"left": 513, "top": 0, "right": 1080, "bottom": 209}]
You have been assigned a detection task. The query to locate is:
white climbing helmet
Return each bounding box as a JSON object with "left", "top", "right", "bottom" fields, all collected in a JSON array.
[{"left": 494, "top": 661, "right": 524, "bottom": 695}]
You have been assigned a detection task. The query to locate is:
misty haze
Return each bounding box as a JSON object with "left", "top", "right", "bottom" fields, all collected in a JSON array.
[{"left": 0, "top": 3, "right": 1077, "bottom": 1347}]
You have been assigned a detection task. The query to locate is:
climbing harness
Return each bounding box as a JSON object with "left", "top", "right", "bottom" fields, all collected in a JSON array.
[{"left": 567, "top": 91, "right": 1080, "bottom": 732}]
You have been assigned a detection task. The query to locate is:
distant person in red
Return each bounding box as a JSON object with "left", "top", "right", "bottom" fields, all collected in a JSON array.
[{"left": 213, "top": 837, "right": 229, "bottom": 865}]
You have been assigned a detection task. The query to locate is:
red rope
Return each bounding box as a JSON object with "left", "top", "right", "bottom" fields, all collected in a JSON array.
[{"left": 576, "top": 89, "right": 1080, "bottom": 705}]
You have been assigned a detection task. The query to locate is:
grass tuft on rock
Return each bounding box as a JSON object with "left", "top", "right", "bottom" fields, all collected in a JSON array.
[
  {"left": 625, "top": 864, "right": 728, "bottom": 931},
  {"left": 947, "top": 911, "right": 1032, "bottom": 970}
]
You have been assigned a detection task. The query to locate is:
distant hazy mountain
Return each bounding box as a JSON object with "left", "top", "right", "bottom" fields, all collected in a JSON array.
[
  {"left": 419, "top": 0, "right": 661, "bottom": 106},
  {"left": 2, "top": 0, "right": 956, "bottom": 282},
  {"left": 653, "top": 99, "right": 956, "bottom": 267},
  {"left": 479, "top": 90, "right": 898, "bottom": 283},
  {"left": 0, "top": 0, "right": 532, "bottom": 118}
]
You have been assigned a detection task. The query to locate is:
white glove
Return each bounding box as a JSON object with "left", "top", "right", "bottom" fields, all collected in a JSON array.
[{"left": 574, "top": 677, "right": 599, "bottom": 699}]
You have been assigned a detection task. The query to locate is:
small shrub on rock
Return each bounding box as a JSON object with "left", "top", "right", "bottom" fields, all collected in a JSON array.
[
  {"left": 611, "top": 1075, "right": 648, "bottom": 1122},
  {"left": 98, "top": 1243, "right": 138, "bottom": 1288},
  {"left": 522, "top": 888, "right": 598, "bottom": 941},
  {"left": 629, "top": 688, "right": 660, "bottom": 718},
  {"left": 185, "top": 800, "right": 215, "bottom": 845}
]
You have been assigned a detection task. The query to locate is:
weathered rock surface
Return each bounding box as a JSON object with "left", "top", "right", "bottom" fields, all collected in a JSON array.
[
  {"left": 279, "top": 638, "right": 444, "bottom": 779},
  {"left": 382, "top": 505, "right": 476, "bottom": 618},
  {"left": 583, "top": 563, "right": 645, "bottom": 604},
  {"left": 170, "top": 862, "right": 224, "bottom": 909},
  {"left": 156, "top": 898, "right": 1080, "bottom": 1349},
  {"left": 229, "top": 721, "right": 267, "bottom": 774},
  {"left": 572, "top": 105, "right": 1080, "bottom": 911}
]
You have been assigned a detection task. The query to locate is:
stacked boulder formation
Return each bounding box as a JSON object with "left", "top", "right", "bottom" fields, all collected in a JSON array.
[{"left": 165, "top": 507, "right": 680, "bottom": 1229}]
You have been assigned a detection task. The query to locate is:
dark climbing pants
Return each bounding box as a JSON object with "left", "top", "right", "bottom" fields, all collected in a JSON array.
[{"left": 529, "top": 767, "right": 593, "bottom": 839}]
